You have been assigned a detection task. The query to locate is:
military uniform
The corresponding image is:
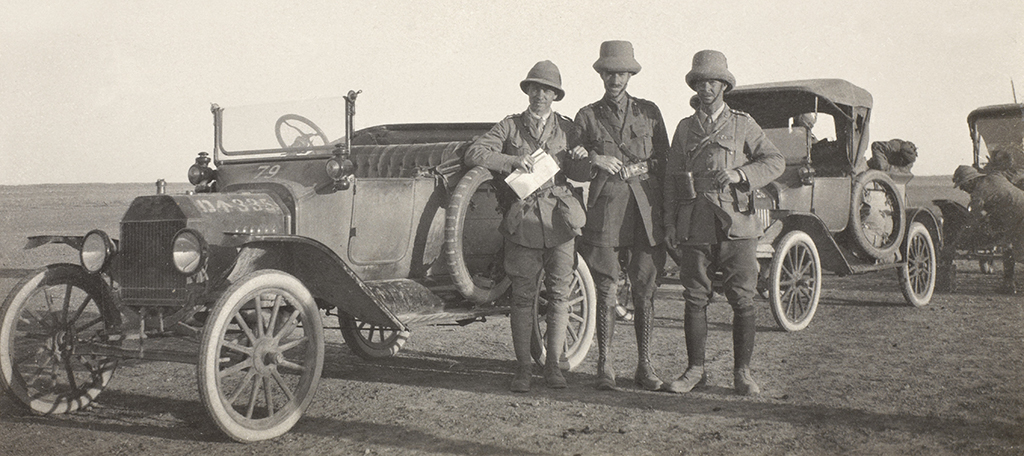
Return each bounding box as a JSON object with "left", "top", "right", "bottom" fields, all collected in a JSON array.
[
  {"left": 575, "top": 93, "right": 669, "bottom": 390},
  {"left": 663, "top": 102, "right": 784, "bottom": 395},
  {"left": 465, "top": 85, "right": 590, "bottom": 391},
  {"left": 958, "top": 170, "right": 1024, "bottom": 293},
  {"left": 661, "top": 48, "right": 784, "bottom": 397},
  {"left": 664, "top": 106, "right": 785, "bottom": 245},
  {"left": 465, "top": 111, "right": 590, "bottom": 250},
  {"left": 575, "top": 95, "right": 668, "bottom": 248}
]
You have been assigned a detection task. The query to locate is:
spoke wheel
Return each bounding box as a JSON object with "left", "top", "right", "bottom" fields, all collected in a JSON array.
[
  {"left": 530, "top": 254, "right": 597, "bottom": 371},
  {"left": 198, "top": 270, "right": 324, "bottom": 442},
  {"left": 897, "top": 222, "right": 936, "bottom": 307},
  {"left": 769, "top": 231, "right": 822, "bottom": 332},
  {"left": 0, "top": 264, "right": 118, "bottom": 414},
  {"left": 849, "top": 170, "right": 906, "bottom": 259},
  {"left": 338, "top": 312, "right": 409, "bottom": 360}
]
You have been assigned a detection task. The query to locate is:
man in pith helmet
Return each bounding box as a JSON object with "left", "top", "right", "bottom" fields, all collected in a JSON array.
[
  {"left": 662, "top": 50, "right": 784, "bottom": 396},
  {"left": 465, "top": 60, "right": 591, "bottom": 392},
  {"left": 570, "top": 41, "right": 670, "bottom": 391}
]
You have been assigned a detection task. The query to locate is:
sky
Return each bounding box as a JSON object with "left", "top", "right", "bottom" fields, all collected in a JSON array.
[{"left": 1, "top": 0, "right": 1022, "bottom": 185}]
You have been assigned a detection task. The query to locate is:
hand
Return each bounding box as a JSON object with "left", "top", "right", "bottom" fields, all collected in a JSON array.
[
  {"left": 663, "top": 225, "right": 677, "bottom": 247},
  {"left": 568, "top": 145, "right": 589, "bottom": 160},
  {"left": 708, "top": 169, "right": 736, "bottom": 189},
  {"left": 592, "top": 154, "right": 623, "bottom": 175},
  {"left": 513, "top": 154, "right": 536, "bottom": 173}
]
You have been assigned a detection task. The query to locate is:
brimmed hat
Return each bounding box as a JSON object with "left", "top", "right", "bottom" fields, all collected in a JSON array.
[
  {"left": 685, "top": 50, "right": 736, "bottom": 91},
  {"left": 593, "top": 40, "right": 642, "bottom": 75},
  {"left": 952, "top": 165, "right": 983, "bottom": 188},
  {"left": 520, "top": 60, "right": 564, "bottom": 101}
]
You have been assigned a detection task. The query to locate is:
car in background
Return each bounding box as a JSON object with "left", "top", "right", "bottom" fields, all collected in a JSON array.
[
  {"left": 932, "top": 103, "right": 1024, "bottom": 292},
  {"left": 723, "top": 79, "right": 941, "bottom": 331}
]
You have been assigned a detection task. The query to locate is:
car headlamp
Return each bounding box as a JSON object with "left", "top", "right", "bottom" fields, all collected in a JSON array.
[
  {"left": 80, "top": 230, "right": 115, "bottom": 273},
  {"left": 171, "top": 229, "right": 208, "bottom": 275},
  {"left": 325, "top": 157, "right": 354, "bottom": 181},
  {"left": 188, "top": 152, "right": 215, "bottom": 185},
  {"left": 325, "top": 157, "right": 355, "bottom": 191}
]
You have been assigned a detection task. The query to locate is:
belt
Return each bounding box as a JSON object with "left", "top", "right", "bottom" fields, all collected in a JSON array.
[
  {"left": 617, "top": 160, "right": 649, "bottom": 181},
  {"left": 692, "top": 177, "right": 722, "bottom": 193}
]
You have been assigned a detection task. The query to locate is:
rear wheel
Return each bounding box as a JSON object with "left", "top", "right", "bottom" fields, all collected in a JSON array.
[
  {"left": 0, "top": 264, "right": 119, "bottom": 414},
  {"left": 769, "top": 231, "right": 822, "bottom": 332},
  {"left": 338, "top": 312, "right": 409, "bottom": 360},
  {"left": 897, "top": 222, "right": 936, "bottom": 307},
  {"left": 531, "top": 254, "right": 597, "bottom": 371},
  {"left": 197, "top": 270, "right": 324, "bottom": 442}
]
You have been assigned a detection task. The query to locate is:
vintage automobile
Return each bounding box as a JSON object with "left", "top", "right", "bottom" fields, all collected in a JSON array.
[
  {"left": 721, "top": 79, "right": 941, "bottom": 331},
  {"left": 932, "top": 103, "right": 1024, "bottom": 291},
  {"left": 0, "top": 92, "right": 597, "bottom": 442}
]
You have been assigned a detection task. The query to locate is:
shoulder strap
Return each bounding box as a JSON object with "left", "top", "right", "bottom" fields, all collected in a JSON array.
[
  {"left": 594, "top": 103, "right": 645, "bottom": 164},
  {"left": 511, "top": 114, "right": 542, "bottom": 152}
]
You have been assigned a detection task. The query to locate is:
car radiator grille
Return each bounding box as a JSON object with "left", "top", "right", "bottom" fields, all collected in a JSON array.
[{"left": 119, "top": 220, "right": 188, "bottom": 302}]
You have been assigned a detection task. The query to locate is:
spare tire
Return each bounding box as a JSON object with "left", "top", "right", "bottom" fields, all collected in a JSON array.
[
  {"left": 444, "top": 166, "right": 511, "bottom": 303},
  {"left": 847, "top": 169, "right": 905, "bottom": 259}
]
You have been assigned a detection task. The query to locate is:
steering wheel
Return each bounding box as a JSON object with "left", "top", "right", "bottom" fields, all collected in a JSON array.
[{"left": 275, "top": 114, "right": 330, "bottom": 150}]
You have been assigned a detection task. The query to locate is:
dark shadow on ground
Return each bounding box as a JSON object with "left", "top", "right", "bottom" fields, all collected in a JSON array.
[
  {"left": 319, "top": 345, "right": 1024, "bottom": 447},
  {"left": 0, "top": 375, "right": 540, "bottom": 454}
]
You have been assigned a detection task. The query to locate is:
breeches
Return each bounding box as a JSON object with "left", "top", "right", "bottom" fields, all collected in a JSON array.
[
  {"left": 677, "top": 238, "right": 758, "bottom": 316},
  {"left": 504, "top": 238, "right": 576, "bottom": 311},
  {"left": 580, "top": 242, "right": 664, "bottom": 307}
]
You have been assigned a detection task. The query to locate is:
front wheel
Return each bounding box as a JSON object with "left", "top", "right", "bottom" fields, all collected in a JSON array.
[
  {"left": 197, "top": 270, "right": 324, "bottom": 443},
  {"left": 769, "top": 231, "right": 822, "bottom": 332},
  {"left": 531, "top": 254, "right": 597, "bottom": 371},
  {"left": 0, "top": 264, "right": 119, "bottom": 414},
  {"left": 897, "top": 222, "right": 936, "bottom": 307},
  {"left": 338, "top": 312, "right": 410, "bottom": 360}
]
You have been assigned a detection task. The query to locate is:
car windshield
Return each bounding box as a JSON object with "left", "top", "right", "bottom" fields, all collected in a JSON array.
[
  {"left": 218, "top": 97, "right": 347, "bottom": 158},
  {"left": 974, "top": 115, "right": 1024, "bottom": 167}
]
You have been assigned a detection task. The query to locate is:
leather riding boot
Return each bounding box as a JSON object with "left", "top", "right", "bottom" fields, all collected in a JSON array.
[
  {"left": 509, "top": 306, "right": 535, "bottom": 392},
  {"left": 733, "top": 310, "right": 760, "bottom": 396},
  {"left": 595, "top": 281, "right": 617, "bottom": 390},
  {"left": 544, "top": 302, "right": 569, "bottom": 389},
  {"left": 664, "top": 304, "right": 709, "bottom": 393},
  {"left": 633, "top": 299, "right": 663, "bottom": 391}
]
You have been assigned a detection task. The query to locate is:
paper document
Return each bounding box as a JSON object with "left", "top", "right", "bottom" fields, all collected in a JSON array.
[{"left": 505, "top": 148, "right": 560, "bottom": 199}]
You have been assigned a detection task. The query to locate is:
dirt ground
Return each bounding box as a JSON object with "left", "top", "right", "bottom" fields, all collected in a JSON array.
[{"left": 1, "top": 182, "right": 1022, "bottom": 455}]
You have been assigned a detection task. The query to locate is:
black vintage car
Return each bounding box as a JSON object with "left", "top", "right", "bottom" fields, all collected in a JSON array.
[{"left": 932, "top": 103, "right": 1024, "bottom": 291}]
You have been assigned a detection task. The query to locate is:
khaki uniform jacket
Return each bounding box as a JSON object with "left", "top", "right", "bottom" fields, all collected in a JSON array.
[
  {"left": 464, "top": 111, "right": 591, "bottom": 249},
  {"left": 574, "top": 95, "right": 669, "bottom": 247},
  {"left": 664, "top": 104, "right": 785, "bottom": 243},
  {"left": 970, "top": 173, "right": 1024, "bottom": 236}
]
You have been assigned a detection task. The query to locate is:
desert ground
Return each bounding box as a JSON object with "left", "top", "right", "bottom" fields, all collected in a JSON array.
[{"left": 0, "top": 177, "right": 1021, "bottom": 455}]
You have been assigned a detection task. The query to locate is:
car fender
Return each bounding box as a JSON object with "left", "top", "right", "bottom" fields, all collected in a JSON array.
[
  {"left": 23, "top": 235, "right": 90, "bottom": 252},
  {"left": 774, "top": 212, "right": 853, "bottom": 275},
  {"left": 225, "top": 234, "right": 406, "bottom": 331},
  {"left": 905, "top": 206, "right": 942, "bottom": 251}
]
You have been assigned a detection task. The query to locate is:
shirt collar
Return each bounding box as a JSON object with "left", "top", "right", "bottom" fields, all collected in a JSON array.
[
  {"left": 698, "top": 102, "right": 726, "bottom": 124},
  {"left": 602, "top": 92, "right": 629, "bottom": 113},
  {"left": 527, "top": 109, "right": 551, "bottom": 126}
]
